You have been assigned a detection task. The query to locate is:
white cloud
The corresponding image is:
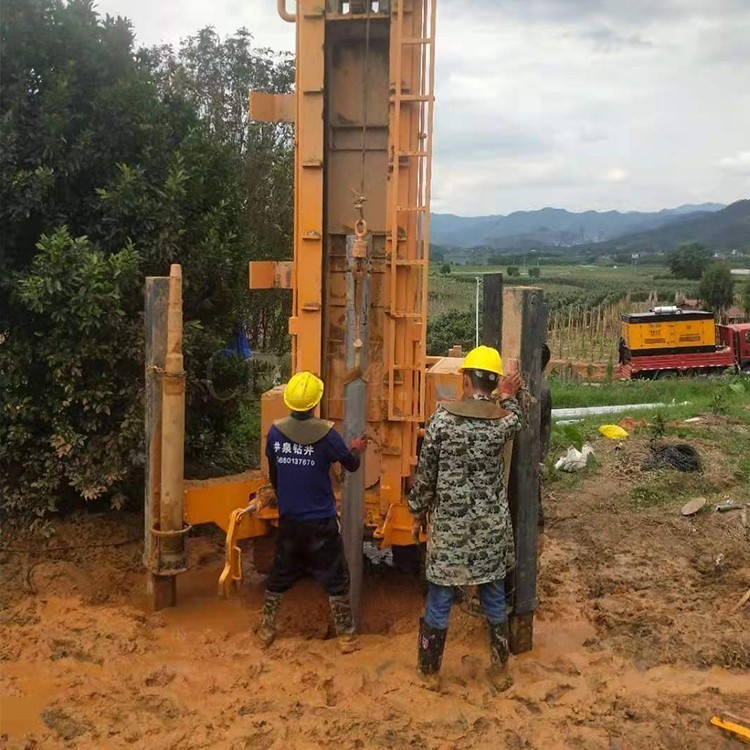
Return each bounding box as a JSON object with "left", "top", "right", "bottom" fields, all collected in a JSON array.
[
  {"left": 604, "top": 168, "right": 630, "bottom": 183},
  {"left": 718, "top": 151, "right": 750, "bottom": 174},
  {"left": 93, "top": 0, "right": 750, "bottom": 215}
]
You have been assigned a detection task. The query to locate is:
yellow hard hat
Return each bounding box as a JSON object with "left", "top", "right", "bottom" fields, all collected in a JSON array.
[
  {"left": 284, "top": 372, "right": 324, "bottom": 412},
  {"left": 460, "top": 346, "right": 504, "bottom": 376}
]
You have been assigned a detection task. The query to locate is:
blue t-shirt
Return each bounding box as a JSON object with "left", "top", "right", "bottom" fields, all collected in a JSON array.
[{"left": 265, "top": 424, "right": 359, "bottom": 521}]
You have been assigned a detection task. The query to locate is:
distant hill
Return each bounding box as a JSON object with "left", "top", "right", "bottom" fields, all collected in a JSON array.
[
  {"left": 431, "top": 203, "right": 726, "bottom": 250},
  {"left": 589, "top": 199, "right": 750, "bottom": 253}
]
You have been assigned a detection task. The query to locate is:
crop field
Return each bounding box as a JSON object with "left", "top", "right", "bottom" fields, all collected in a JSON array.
[
  {"left": 429, "top": 263, "right": 699, "bottom": 316},
  {"left": 427, "top": 262, "right": 701, "bottom": 362}
]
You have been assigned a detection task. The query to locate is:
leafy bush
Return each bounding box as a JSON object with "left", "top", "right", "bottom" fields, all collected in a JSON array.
[
  {"left": 1, "top": 229, "right": 143, "bottom": 518},
  {"left": 0, "top": 1, "right": 294, "bottom": 521},
  {"left": 427, "top": 311, "right": 474, "bottom": 356}
]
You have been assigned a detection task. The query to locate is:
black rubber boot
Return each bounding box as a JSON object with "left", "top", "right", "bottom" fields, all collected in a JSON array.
[
  {"left": 257, "top": 591, "right": 283, "bottom": 649},
  {"left": 329, "top": 595, "right": 359, "bottom": 654},
  {"left": 487, "top": 620, "right": 513, "bottom": 692},
  {"left": 417, "top": 617, "right": 448, "bottom": 691}
]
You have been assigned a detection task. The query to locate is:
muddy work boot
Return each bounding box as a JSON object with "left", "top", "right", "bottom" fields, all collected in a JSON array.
[
  {"left": 417, "top": 617, "right": 448, "bottom": 692},
  {"left": 487, "top": 620, "right": 513, "bottom": 692},
  {"left": 329, "top": 595, "right": 359, "bottom": 654},
  {"left": 257, "top": 591, "right": 283, "bottom": 649}
]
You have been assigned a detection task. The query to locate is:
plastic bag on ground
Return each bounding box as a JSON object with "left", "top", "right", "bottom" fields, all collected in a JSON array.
[
  {"left": 599, "top": 424, "right": 629, "bottom": 440},
  {"left": 554, "top": 443, "right": 595, "bottom": 472}
]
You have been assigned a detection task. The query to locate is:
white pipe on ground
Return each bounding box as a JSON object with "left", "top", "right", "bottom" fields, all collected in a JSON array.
[{"left": 552, "top": 402, "right": 689, "bottom": 421}]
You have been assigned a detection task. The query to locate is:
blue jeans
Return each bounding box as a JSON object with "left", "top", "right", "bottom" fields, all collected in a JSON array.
[{"left": 425, "top": 580, "right": 507, "bottom": 630}]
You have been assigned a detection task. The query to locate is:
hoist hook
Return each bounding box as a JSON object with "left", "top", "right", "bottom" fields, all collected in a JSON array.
[{"left": 354, "top": 218, "right": 368, "bottom": 240}]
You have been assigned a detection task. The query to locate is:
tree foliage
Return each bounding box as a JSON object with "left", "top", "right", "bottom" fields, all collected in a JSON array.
[
  {"left": 506, "top": 266, "right": 520, "bottom": 278},
  {"left": 668, "top": 243, "right": 712, "bottom": 280},
  {"left": 427, "top": 311, "right": 474, "bottom": 357},
  {"left": 698, "top": 262, "right": 734, "bottom": 314},
  {"left": 744, "top": 277, "right": 750, "bottom": 317},
  {"left": 0, "top": 0, "right": 294, "bottom": 520},
  {"left": 528, "top": 266, "right": 541, "bottom": 279},
  {"left": 440, "top": 263, "right": 451, "bottom": 275}
]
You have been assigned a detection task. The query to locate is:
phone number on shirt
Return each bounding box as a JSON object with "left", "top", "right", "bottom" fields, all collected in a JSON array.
[{"left": 276, "top": 457, "right": 317, "bottom": 467}]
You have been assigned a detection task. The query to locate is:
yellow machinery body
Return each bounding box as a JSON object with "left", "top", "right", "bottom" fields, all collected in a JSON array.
[
  {"left": 621, "top": 310, "right": 717, "bottom": 355},
  {"left": 185, "top": 0, "right": 453, "bottom": 552}
]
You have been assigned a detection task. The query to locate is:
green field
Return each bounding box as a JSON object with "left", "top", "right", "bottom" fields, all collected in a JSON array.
[
  {"left": 426, "top": 261, "right": 701, "bottom": 357},
  {"left": 428, "top": 262, "right": 698, "bottom": 319}
]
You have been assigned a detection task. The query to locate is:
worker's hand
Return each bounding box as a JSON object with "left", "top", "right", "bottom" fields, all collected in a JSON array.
[
  {"left": 411, "top": 514, "right": 426, "bottom": 543},
  {"left": 349, "top": 437, "right": 367, "bottom": 454},
  {"left": 244, "top": 501, "right": 259, "bottom": 516},
  {"left": 498, "top": 372, "right": 522, "bottom": 399},
  {"left": 255, "top": 484, "right": 277, "bottom": 510}
]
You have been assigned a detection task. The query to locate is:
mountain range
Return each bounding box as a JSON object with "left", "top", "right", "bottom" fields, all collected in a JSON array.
[
  {"left": 581, "top": 199, "right": 750, "bottom": 254},
  {"left": 431, "top": 202, "right": 728, "bottom": 250}
]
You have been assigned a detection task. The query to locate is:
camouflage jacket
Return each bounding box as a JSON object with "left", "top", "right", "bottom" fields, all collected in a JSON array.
[{"left": 408, "top": 395, "right": 522, "bottom": 586}]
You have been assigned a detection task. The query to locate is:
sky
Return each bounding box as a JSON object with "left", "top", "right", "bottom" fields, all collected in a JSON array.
[{"left": 96, "top": 0, "right": 750, "bottom": 216}]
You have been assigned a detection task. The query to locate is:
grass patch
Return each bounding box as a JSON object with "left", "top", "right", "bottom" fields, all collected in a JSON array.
[
  {"left": 550, "top": 376, "right": 749, "bottom": 423},
  {"left": 629, "top": 472, "right": 721, "bottom": 508}
]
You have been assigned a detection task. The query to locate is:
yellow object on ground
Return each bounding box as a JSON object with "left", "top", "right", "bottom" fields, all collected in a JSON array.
[
  {"left": 599, "top": 424, "right": 629, "bottom": 440},
  {"left": 460, "top": 346, "right": 504, "bottom": 376},
  {"left": 710, "top": 714, "right": 750, "bottom": 744},
  {"left": 283, "top": 371, "right": 324, "bottom": 412}
]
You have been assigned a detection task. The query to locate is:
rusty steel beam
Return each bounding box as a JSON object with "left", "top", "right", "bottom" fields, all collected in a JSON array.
[
  {"left": 144, "top": 277, "right": 175, "bottom": 610},
  {"left": 502, "top": 286, "right": 547, "bottom": 654},
  {"left": 482, "top": 273, "right": 503, "bottom": 351}
]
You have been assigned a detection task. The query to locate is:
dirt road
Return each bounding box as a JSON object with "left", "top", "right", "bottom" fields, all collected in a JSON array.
[{"left": 1, "top": 431, "right": 748, "bottom": 749}]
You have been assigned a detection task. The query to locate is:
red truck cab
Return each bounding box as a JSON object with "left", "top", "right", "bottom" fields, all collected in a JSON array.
[{"left": 717, "top": 324, "right": 750, "bottom": 372}]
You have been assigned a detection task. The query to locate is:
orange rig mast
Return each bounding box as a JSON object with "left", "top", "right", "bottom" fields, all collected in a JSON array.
[
  {"left": 146, "top": 0, "right": 546, "bottom": 652},
  {"left": 246, "top": 0, "right": 439, "bottom": 596}
]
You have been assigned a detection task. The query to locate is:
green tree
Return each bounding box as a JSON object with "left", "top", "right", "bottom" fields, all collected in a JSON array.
[
  {"left": 0, "top": 0, "right": 294, "bottom": 520},
  {"left": 529, "top": 266, "right": 541, "bottom": 279},
  {"left": 506, "top": 266, "right": 520, "bottom": 277},
  {"left": 440, "top": 263, "right": 451, "bottom": 275},
  {"left": 699, "top": 262, "right": 734, "bottom": 314},
  {"left": 668, "top": 243, "right": 712, "bottom": 280},
  {"left": 427, "top": 312, "right": 474, "bottom": 356},
  {"left": 743, "top": 277, "right": 750, "bottom": 317}
]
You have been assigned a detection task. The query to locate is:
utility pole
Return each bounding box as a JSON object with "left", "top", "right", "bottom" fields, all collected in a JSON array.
[{"left": 475, "top": 276, "right": 482, "bottom": 348}]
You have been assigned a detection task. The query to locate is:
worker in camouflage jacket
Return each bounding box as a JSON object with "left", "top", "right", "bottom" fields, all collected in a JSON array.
[{"left": 409, "top": 345, "right": 522, "bottom": 691}]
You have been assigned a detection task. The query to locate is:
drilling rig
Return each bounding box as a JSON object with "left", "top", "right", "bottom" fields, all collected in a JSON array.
[{"left": 145, "top": 0, "right": 545, "bottom": 650}]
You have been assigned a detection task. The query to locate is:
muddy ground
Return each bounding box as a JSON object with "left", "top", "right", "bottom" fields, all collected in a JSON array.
[{"left": 1, "top": 425, "right": 749, "bottom": 750}]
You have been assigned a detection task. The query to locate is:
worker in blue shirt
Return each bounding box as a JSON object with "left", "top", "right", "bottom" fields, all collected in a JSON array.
[{"left": 251, "top": 372, "right": 367, "bottom": 653}]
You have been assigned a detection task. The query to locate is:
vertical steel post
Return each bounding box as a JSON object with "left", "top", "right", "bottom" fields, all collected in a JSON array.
[
  {"left": 482, "top": 273, "right": 503, "bottom": 350},
  {"left": 502, "top": 286, "right": 546, "bottom": 654},
  {"left": 341, "top": 234, "right": 370, "bottom": 628},
  {"left": 144, "top": 277, "right": 175, "bottom": 610},
  {"left": 158, "top": 264, "right": 186, "bottom": 589}
]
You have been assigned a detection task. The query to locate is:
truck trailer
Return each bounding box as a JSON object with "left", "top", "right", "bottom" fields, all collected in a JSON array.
[{"left": 619, "top": 307, "right": 750, "bottom": 379}]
